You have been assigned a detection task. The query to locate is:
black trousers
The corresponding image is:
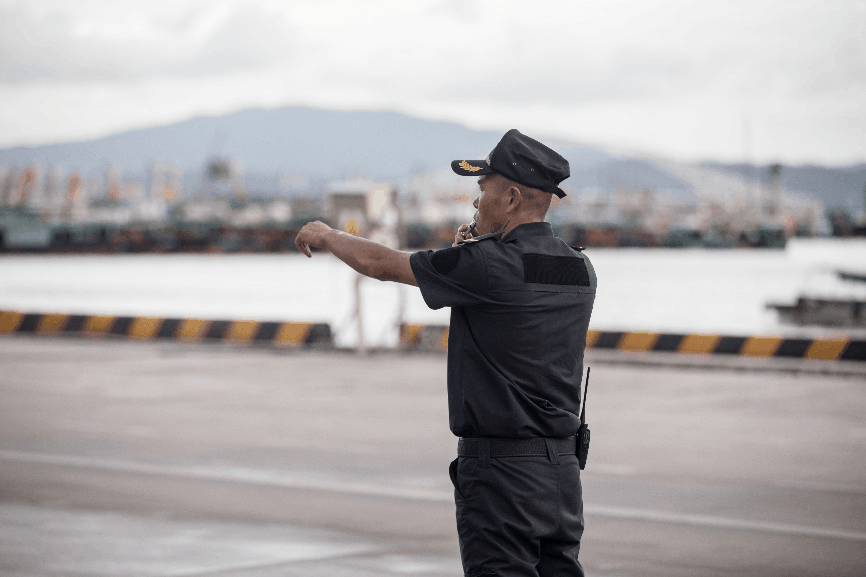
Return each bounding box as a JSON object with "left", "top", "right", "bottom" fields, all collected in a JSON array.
[{"left": 449, "top": 449, "right": 585, "bottom": 577}]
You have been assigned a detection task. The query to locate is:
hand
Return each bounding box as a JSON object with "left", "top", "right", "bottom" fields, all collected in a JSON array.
[
  {"left": 295, "top": 220, "right": 333, "bottom": 257},
  {"left": 452, "top": 223, "right": 476, "bottom": 247}
]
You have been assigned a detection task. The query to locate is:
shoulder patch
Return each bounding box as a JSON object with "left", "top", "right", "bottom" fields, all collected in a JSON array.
[
  {"left": 431, "top": 246, "right": 462, "bottom": 275},
  {"left": 523, "top": 253, "right": 590, "bottom": 286}
]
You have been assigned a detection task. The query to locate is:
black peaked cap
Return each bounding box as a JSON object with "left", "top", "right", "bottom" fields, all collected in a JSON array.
[{"left": 451, "top": 129, "right": 570, "bottom": 198}]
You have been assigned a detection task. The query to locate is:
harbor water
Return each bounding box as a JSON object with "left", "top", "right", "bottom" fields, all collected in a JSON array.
[{"left": 2, "top": 238, "right": 865, "bottom": 347}]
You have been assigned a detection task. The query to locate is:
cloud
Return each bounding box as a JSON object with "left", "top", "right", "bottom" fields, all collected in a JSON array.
[
  {"left": 0, "top": 1, "right": 296, "bottom": 83},
  {"left": 0, "top": 0, "right": 863, "bottom": 163}
]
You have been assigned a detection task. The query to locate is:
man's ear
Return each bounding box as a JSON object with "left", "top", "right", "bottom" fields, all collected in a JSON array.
[{"left": 506, "top": 186, "right": 522, "bottom": 210}]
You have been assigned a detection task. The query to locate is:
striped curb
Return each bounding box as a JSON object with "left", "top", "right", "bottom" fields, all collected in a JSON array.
[
  {"left": 399, "top": 324, "right": 866, "bottom": 362},
  {"left": 4, "top": 311, "right": 863, "bottom": 362},
  {"left": 0, "top": 310, "right": 332, "bottom": 348}
]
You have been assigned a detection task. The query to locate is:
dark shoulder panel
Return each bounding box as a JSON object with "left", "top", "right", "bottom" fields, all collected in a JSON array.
[
  {"left": 431, "top": 246, "right": 462, "bottom": 275},
  {"left": 522, "top": 253, "right": 591, "bottom": 286}
]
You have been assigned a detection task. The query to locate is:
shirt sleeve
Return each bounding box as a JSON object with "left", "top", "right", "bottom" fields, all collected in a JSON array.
[{"left": 410, "top": 243, "right": 491, "bottom": 310}]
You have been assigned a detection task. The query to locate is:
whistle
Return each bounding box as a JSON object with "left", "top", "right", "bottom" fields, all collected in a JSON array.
[{"left": 463, "top": 218, "right": 478, "bottom": 238}]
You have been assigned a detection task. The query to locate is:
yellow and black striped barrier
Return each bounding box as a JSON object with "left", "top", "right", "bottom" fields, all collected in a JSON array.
[
  {"left": 399, "top": 324, "right": 866, "bottom": 362},
  {"left": 0, "top": 310, "right": 331, "bottom": 348},
  {"left": 3, "top": 311, "right": 864, "bottom": 361}
]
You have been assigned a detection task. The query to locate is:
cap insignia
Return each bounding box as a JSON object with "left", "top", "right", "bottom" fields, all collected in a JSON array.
[{"left": 458, "top": 160, "right": 483, "bottom": 172}]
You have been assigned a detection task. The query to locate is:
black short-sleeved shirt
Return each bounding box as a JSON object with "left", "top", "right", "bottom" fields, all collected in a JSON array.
[{"left": 410, "top": 221, "right": 597, "bottom": 439}]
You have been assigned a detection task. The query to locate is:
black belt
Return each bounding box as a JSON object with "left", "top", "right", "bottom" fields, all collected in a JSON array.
[{"left": 457, "top": 436, "right": 576, "bottom": 458}]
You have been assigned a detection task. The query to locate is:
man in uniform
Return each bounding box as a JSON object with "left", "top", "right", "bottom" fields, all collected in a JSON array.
[{"left": 295, "top": 129, "right": 597, "bottom": 577}]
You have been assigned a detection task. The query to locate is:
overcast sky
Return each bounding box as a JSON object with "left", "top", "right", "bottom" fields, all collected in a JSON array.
[{"left": 1, "top": 0, "right": 864, "bottom": 165}]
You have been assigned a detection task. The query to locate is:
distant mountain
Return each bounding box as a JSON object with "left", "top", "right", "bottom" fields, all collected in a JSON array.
[
  {"left": 1, "top": 106, "right": 861, "bottom": 214},
  {"left": 704, "top": 162, "right": 866, "bottom": 216},
  {"left": 0, "top": 106, "right": 698, "bottom": 201},
  {"left": 0, "top": 107, "right": 505, "bottom": 182},
  {"left": 563, "top": 155, "right": 693, "bottom": 195}
]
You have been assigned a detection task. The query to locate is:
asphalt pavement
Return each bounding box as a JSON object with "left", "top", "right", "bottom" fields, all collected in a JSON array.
[{"left": 1, "top": 337, "right": 864, "bottom": 576}]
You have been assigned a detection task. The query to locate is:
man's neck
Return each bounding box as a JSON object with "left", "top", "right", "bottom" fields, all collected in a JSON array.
[{"left": 501, "top": 216, "right": 544, "bottom": 237}]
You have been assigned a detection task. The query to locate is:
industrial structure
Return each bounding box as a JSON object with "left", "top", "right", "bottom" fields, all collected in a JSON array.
[{"left": 0, "top": 156, "right": 852, "bottom": 252}]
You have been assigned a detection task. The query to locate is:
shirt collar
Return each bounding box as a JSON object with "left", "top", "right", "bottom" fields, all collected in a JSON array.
[{"left": 500, "top": 221, "right": 553, "bottom": 243}]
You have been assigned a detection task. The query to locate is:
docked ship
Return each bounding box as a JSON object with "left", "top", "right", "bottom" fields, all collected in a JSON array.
[{"left": 767, "top": 269, "right": 866, "bottom": 329}]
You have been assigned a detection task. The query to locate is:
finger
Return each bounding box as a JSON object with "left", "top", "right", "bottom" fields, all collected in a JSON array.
[
  {"left": 454, "top": 224, "right": 470, "bottom": 243},
  {"left": 294, "top": 235, "right": 311, "bottom": 257}
]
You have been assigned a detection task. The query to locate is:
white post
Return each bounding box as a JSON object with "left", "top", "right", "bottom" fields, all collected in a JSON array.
[{"left": 354, "top": 272, "right": 366, "bottom": 355}]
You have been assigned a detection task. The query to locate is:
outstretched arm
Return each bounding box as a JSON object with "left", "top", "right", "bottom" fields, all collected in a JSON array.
[{"left": 295, "top": 221, "right": 417, "bottom": 286}]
